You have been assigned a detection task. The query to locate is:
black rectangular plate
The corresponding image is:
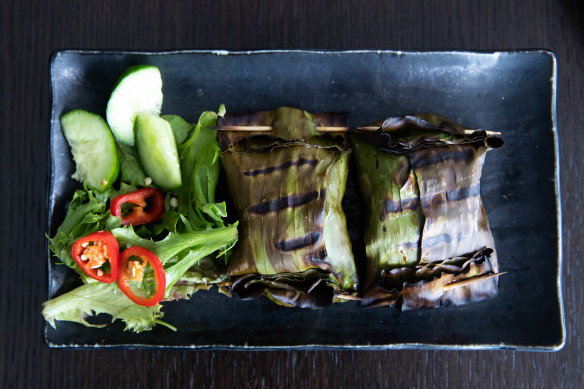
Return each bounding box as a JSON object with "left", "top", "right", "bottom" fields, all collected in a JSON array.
[{"left": 46, "top": 50, "right": 564, "bottom": 350}]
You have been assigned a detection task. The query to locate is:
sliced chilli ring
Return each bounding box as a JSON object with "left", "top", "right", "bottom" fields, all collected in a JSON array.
[
  {"left": 71, "top": 231, "right": 119, "bottom": 283},
  {"left": 117, "top": 246, "right": 166, "bottom": 306},
  {"left": 110, "top": 187, "right": 165, "bottom": 226}
]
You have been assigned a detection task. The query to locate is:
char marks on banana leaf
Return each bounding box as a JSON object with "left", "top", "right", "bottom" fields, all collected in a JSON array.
[
  {"left": 231, "top": 269, "right": 336, "bottom": 308},
  {"left": 350, "top": 138, "right": 425, "bottom": 290},
  {"left": 220, "top": 107, "right": 357, "bottom": 308},
  {"left": 363, "top": 248, "right": 501, "bottom": 309},
  {"left": 350, "top": 114, "right": 503, "bottom": 309}
]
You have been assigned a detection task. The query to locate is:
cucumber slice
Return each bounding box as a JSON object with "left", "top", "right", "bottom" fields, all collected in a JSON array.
[
  {"left": 60, "top": 110, "right": 119, "bottom": 191},
  {"left": 106, "top": 65, "right": 163, "bottom": 146},
  {"left": 134, "top": 114, "right": 182, "bottom": 191}
]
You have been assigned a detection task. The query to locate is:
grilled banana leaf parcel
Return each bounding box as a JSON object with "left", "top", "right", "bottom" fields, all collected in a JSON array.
[
  {"left": 351, "top": 114, "right": 504, "bottom": 309},
  {"left": 219, "top": 107, "right": 357, "bottom": 308},
  {"left": 218, "top": 107, "right": 346, "bottom": 149}
]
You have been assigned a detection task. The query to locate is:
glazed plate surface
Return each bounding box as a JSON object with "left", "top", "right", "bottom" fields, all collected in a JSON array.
[{"left": 46, "top": 50, "right": 564, "bottom": 350}]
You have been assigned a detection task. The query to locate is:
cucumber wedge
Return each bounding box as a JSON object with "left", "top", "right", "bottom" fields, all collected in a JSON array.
[
  {"left": 134, "top": 114, "right": 182, "bottom": 191},
  {"left": 60, "top": 110, "right": 119, "bottom": 191},
  {"left": 106, "top": 65, "right": 163, "bottom": 146}
]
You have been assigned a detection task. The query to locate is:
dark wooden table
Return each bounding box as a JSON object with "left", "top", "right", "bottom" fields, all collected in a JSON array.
[{"left": 1, "top": 1, "right": 582, "bottom": 387}]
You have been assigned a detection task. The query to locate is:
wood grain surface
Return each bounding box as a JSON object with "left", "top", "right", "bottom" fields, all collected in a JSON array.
[{"left": 1, "top": 0, "right": 582, "bottom": 387}]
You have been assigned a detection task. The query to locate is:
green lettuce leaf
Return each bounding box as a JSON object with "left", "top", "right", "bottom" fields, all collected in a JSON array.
[
  {"left": 111, "top": 223, "right": 237, "bottom": 289},
  {"left": 116, "top": 143, "right": 147, "bottom": 186},
  {"left": 47, "top": 187, "right": 120, "bottom": 280},
  {"left": 41, "top": 282, "right": 163, "bottom": 332},
  {"left": 162, "top": 114, "right": 193, "bottom": 145},
  {"left": 177, "top": 109, "right": 227, "bottom": 231}
]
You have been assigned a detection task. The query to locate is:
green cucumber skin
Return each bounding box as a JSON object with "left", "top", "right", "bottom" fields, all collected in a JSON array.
[
  {"left": 60, "top": 109, "right": 119, "bottom": 191},
  {"left": 106, "top": 65, "right": 163, "bottom": 146},
  {"left": 134, "top": 114, "right": 182, "bottom": 191}
]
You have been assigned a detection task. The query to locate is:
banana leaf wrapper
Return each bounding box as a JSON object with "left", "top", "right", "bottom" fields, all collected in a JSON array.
[
  {"left": 360, "top": 114, "right": 503, "bottom": 152},
  {"left": 350, "top": 138, "right": 425, "bottom": 290},
  {"left": 351, "top": 114, "right": 503, "bottom": 308},
  {"left": 363, "top": 248, "right": 499, "bottom": 309},
  {"left": 165, "top": 256, "right": 232, "bottom": 301},
  {"left": 217, "top": 106, "right": 347, "bottom": 148},
  {"left": 220, "top": 108, "right": 357, "bottom": 308}
]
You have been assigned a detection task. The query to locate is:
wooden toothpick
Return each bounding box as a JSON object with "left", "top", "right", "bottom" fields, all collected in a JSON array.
[
  {"left": 219, "top": 125, "right": 273, "bottom": 131},
  {"left": 442, "top": 272, "right": 506, "bottom": 291},
  {"left": 218, "top": 125, "right": 501, "bottom": 135}
]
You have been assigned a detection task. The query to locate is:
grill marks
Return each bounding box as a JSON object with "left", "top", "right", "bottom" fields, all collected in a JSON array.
[
  {"left": 409, "top": 147, "right": 476, "bottom": 168},
  {"left": 349, "top": 117, "right": 500, "bottom": 297},
  {"left": 419, "top": 233, "right": 453, "bottom": 247},
  {"left": 377, "top": 145, "right": 486, "bottom": 260},
  {"left": 411, "top": 144, "right": 492, "bottom": 263},
  {"left": 446, "top": 184, "right": 481, "bottom": 202},
  {"left": 397, "top": 234, "right": 454, "bottom": 251},
  {"left": 380, "top": 148, "right": 481, "bottom": 218},
  {"left": 381, "top": 184, "right": 480, "bottom": 216},
  {"left": 420, "top": 184, "right": 482, "bottom": 208},
  {"left": 276, "top": 231, "right": 322, "bottom": 252},
  {"left": 242, "top": 158, "right": 319, "bottom": 176},
  {"left": 248, "top": 189, "right": 326, "bottom": 215},
  {"left": 222, "top": 142, "right": 340, "bottom": 275},
  {"left": 382, "top": 197, "right": 420, "bottom": 215}
]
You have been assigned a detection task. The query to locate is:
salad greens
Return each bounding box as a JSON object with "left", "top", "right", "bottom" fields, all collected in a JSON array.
[
  {"left": 43, "top": 223, "right": 237, "bottom": 332},
  {"left": 162, "top": 114, "right": 194, "bottom": 145},
  {"left": 44, "top": 91, "right": 237, "bottom": 332},
  {"left": 47, "top": 187, "right": 120, "bottom": 283},
  {"left": 117, "top": 143, "right": 147, "bottom": 186},
  {"left": 42, "top": 282, "right": 166, "bottom": 332},
  {"left": 177, "top": 106, "right": 227, "bottom": 231}
]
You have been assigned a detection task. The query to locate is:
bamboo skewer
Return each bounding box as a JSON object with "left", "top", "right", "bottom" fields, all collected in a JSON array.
[
  {"left": 465, "top": 129, "right": 502, "bottom": 135},
  {"left": 219, "top": 124, "right": 501, "bottom": 136},
  {"left": 335, "top": 294, "right": 362, "bottom": 301},
  {"left": 315, "top": 126, "right": 351, "bottom": 132},
  {"left": 220, "top": 125, "right": 273, "bottom": 131},
  {"left": 442, "top": 271, "right": 506, "bottom": 291},
  {"left": 315, "top": 126, "right": 379, "bottom": 132}
]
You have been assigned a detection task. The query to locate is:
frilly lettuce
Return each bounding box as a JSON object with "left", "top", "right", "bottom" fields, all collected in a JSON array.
[
  {"left": 42, "top": 224, "right": 237, "bottom": 332},
  {"left": 42, "top": 282, "right": 164, "bottom": 332},
  {"left": 43, "top": 107, "right": 237, "bottom": 332}
]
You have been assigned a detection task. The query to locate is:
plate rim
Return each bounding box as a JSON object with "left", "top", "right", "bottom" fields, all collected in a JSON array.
[{"left": 45, "top": 49, "right": 565, "bottom": 351}]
